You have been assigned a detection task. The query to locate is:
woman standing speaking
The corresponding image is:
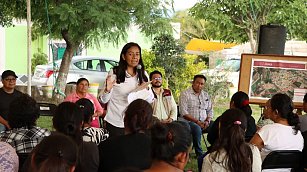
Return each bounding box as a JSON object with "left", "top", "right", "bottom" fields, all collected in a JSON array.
[{"left": 99, "top": 42, "right": 153, "bottom": 138}]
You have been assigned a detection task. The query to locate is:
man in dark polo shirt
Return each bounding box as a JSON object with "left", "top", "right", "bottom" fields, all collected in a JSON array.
[{"left": 0, "top": 70, "right": 22, "bottom": 131}]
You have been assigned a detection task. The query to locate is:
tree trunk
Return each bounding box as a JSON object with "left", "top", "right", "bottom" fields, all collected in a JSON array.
[
  {"left": 52, "top": 29, "right": 79, "bottom": 102},
  {"left": 165, "top": 77, "right": 169, "bottom": 89},
  {"left": 247, "top": 28, "right": 257, "bottom": 54}
]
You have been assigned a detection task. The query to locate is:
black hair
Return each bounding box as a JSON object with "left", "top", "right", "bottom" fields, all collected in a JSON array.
[
  {"left": 193, "top": 74, "right": 207, "bottom": 82},
  {"left": 53, "top": 102, "right": 84, "bottom": 145},
  {"left": 211, "top": 109, "right": 253, "bottom": 172},
  {"left": 231, "top": 91, "right": 252, "bottom": 117},
  {"left": 304, "top": 93, "right": 307, "bottom": 103},
  {"left": 76, "top": 78, "right": 89, "bottom": 85},
  {"left": 75, "top": 98, "right": 94, "bottom": 124},
  {"left": 114, "top": 42, "right": 148, "bottom": 85},
  {"left": 149, "top": 70, "right": 163, "bottom": 80},
  {"left": 8, "top": 93, "right": 40, "bottom": 128},
  {"left": 31, "top": 132, "right": 78, "bottom": 172},
  {"left": 124, "top": 99, "right": 153, "bottom": 134},
  {"left": 271, "top": 93, "right": 300, "bottom": 133},
  {"left": 150, "top": 121, "right": 192, "bottom": 165}
]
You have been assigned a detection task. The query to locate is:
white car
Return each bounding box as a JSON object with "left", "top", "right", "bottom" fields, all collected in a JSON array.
[
  {"left": 201, "top": 58, "right": 241, "bottom": 87},
  {"left": 32, "top": 56, "right": 118, "bottom": 88},
  {"left": 200, "top": 58, "right": 241, "bottom": 99}
]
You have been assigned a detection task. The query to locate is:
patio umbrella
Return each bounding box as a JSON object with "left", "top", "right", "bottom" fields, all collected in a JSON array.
[{"left": 185, "top": 38, "right": 237, "bottom": 55}]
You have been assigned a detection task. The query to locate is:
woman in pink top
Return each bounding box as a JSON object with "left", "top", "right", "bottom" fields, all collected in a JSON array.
[{"left": 64, "top": 78, "right": 104, "bottom": 128}]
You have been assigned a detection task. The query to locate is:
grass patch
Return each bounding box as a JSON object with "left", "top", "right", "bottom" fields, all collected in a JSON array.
[{"left": 37, "top": 116, "right": 53, "bottom": 131}]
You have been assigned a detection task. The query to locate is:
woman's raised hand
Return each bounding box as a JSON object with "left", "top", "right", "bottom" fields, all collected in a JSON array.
[{"left": 105, "top": 75, "right": 116, "bottom": 92}]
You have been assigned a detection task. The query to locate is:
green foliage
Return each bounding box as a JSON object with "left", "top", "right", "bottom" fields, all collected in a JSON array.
[
  {"left": 4, "top": 0, "right": 175, "bottom": 99},
  {"left": 142, "top": 49, "right": 166, "bottom": 84},
  {"left": 32, "top": 49, "right": 48, "bottom": 74},
  {"left": 0, "top": 1, "right": 14, "bottom": 27},
  {"left": 269, "top": 0, "right": 307, "bottom": 40},
  {"left": 151, "top": 34, "right": 186, "bottom": 89},
  {"left": 142, "top": 50, "right": 159, "bottom": 73},
  {"left": 190, "top": 0, "right": 307, "bottom": 51},
  {"left": 172, "top": 54, "right": 206, "bottom": 101},
  {"left": 172, "top": 10, "right": 212, "bottom": 45},
  {"left": 145, "top": 35, "right": 207, "bottom": 101},
  {"left": 17, "top": 0, "right": 174, "bottom": 47},
  {"left": 205, "top": 78, "right": 230, "bottom": 103},
  {"left": 143, "top": 35, "right": 207, "bottom": 101}
]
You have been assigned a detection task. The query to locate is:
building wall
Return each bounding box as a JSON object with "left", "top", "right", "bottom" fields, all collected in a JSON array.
[
  {"left": 2, "top": 24, "right": 48, "bottom": 74},
  {"left": 85, "top": 25, "right": 153, "bottom": 59},
  {"left": 5, "top": 26, "right": 28, "bottom": 74},
  {"left": 0, "top": 26, "right": 5, "bottom": 72}
]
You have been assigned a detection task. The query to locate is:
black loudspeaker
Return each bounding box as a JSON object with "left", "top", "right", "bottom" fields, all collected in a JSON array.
[{"left": 257, "top": 24, "right": 286, "bottom": 55}]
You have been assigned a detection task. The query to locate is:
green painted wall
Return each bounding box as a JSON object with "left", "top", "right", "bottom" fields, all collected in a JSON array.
[
  {"left": 5, "top": 26, "right": 27, "bottom": 74},
  {"left": 5, "top": 25, "right": 47, "bottom": 74},
  {"left": 86, "top": 31, "right": 153, "bottom": 60}
]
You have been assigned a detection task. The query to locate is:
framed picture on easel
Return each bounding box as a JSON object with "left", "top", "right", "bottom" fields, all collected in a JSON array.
[{"left": 238, "top": 54, "right": 307, "bottom": 108}]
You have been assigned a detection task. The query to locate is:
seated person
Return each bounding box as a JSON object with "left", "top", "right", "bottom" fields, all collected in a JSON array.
[
  {"left": 250, "top": 93, "right": 304, "bottom": 161},
  {"left": 179, "top": 74, "right": 213, "bottom": 157},
  {"left": 29, "top": 133, "right": 78, "bottom": 172},
  {"left": 144, "top": 121, "right": 192, "bottom": 172},
  {"left": 208, "top": 91, "right": 257, "bottom": 148},
  {"left": 0, "top": 141, "right": 19, "bottom": 172},
  {"left": 256, "top": 99, "right": 274, "bottom": 129},
  {"left": 299, "top": 93, "right": 307, "bottom": 132},
  {"left": 98, "top": 99, "right": 153, "bottom": 172},
  {"left": 0, "top": 70, "right": 23, "bottom": 131},
  {"left": 202, "top": 109, "right": 261, "bottom": 172},
  {"left": 65, "top": 78, "right": 104, "bottom": 128},
  {"left": 75, "top": 98, "right": 109, "bottom": 145},
  {"left": 0, "top": 94, "right": 50, "bottom": 153},
  {"left": 149, "top": 70, "right": 177, "bottom": 123},
  {"left": 301, "top": 131, "right": 307, "bottom": 171},
  {"left": 53, "top": 102, "right": 99, "bottom": 172}
]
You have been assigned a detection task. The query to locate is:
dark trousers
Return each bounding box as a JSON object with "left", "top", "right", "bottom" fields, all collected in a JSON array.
[
  {"left": 188, "top": 120, "right": 213, "bottom": 157},
  {"left": 105, "top": 121, "right": 125, "bottom": 138}
]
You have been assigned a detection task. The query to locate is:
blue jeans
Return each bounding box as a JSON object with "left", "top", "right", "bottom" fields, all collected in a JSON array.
[{"left": 188, "top": 121, "right": 203, "bottom": 156}]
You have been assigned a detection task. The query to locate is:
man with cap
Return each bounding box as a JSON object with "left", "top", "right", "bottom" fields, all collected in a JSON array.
[{"left": 0, "top": 70, "right": 22, "bottom": 131}]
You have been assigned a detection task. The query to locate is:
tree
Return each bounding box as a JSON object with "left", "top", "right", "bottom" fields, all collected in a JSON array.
[
  {"left": 172, "top": 54, "right": 206, "bottom": 101},
  {"left": 5, "top": 0, "right": 174, "bottom": 100},
  {"left": 32, "top": 49, "right": 48, "bottom": 74},
  {"left": 171, "top": 10, "right": 211, "bottom": 66},
  {"left": 172, "top": 10, "right": 211, "bottom": 45},
  {"left": 151, "top": 34, "right": 186, "bottom": 89},
  {"left": 142, "top": 49, "right": 165, "bottom": 76},
  {"left": 0, "top": 1, "right": 14, "bottom": 27},
  {"left": 190, "top": 0, "right": 307, "bottom": 53},
  {"left": 142, "top": 47, "right": 206, "bottom": 101}
]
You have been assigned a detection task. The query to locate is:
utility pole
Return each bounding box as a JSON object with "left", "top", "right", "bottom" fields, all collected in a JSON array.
[{"left": 27, "top": 0, "right": 32, "bottom": 95}]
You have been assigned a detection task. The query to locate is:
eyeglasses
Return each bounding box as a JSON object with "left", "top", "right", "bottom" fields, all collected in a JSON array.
[
  {"left": 4, "top": 78, "right": 16, "bottom": 82},
  {"left": 153, "top": 77, "right": 162, "bottom": 81}
]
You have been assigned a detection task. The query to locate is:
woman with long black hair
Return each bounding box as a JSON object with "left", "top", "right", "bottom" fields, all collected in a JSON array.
[
  {"left": 99, "top": 42, "right": 153, "bottom": 138},
  {"left": 52, "top": 102, "right": 99, "bottom": 172},
  {"left": 202, "top": 108, "right": 261, "bottom": 172},
  {"left": 250, "top": 93, "right": 303, "bottom": 161}
]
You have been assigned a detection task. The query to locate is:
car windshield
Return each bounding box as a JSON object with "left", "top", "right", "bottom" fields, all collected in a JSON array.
[
  {"left": 47, "top": 59, "right": 118, "bottom": 69},
  {"left": 215, "top": 59, "right": 240, "bottom": 72}
]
